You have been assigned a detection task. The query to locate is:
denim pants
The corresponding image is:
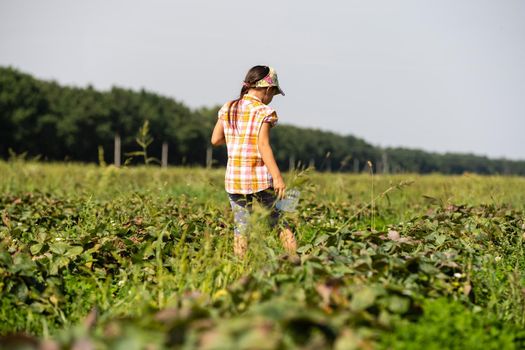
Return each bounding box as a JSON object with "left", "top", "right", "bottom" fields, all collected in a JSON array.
[{"left": 228, "top": 188, "right": 288, "bottom": 235}]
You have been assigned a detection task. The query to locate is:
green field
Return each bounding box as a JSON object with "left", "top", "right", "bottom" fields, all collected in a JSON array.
[{"left": 1, "top": 161, "right": 525, "bottom": 349}]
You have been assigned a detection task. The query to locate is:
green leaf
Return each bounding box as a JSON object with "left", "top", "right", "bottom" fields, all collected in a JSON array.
[
  {"left": 30, "top": 243, "right": 44, "bottom": 255},
  {"left": 0, "top": 251, "right": 11, "bottom": 265},
  {"left": 314, "top": 234, "right": 330, "bottom": 246},
  {"left": 125, "top": 151, "right": 145, "bottom": 157},
  {"left": 50, "top": 242, "right": 70, "bottom": 255},
  {"left": 435, "top": 234, "right": 447, "bottom": 245},
  {"left": 10, "top": 253, "right": 36, "bottom": 276},
  {"left": 65, "top": 246, "right": 83, "bottom": 258},
  {"left": 387, "top": 295, "right": 411, "bottom": 314},
  {"left": 15, "top": 282, "right": 29, "bottom": 301},
  {"left": 351, "top": 286, "right": 377, "bottom": 311},
  {"left": 50, "top": 256, "right": 71, "bottom": 275},
  {"left": 420, "top": 263, "right": 440, "bottom": 275},
  {"left": 296, "top": 244, "right": 313, "bottom": 253}
]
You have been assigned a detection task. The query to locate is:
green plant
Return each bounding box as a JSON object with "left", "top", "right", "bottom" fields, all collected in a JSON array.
[
  {"left": 125, "top": 120, "right": 160, "bottom": 165},
  {"left": 380, "top": 298, "right": 523, "bottom": 350}
]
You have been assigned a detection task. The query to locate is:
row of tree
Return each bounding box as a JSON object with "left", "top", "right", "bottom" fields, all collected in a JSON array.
[{"left": 1, "top": 66, "right": 524, "bottom": 175}]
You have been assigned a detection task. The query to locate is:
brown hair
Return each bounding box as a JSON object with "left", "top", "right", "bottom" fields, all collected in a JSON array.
[{"left": 227, "top": 65, "right": 270, "bottom": 132}]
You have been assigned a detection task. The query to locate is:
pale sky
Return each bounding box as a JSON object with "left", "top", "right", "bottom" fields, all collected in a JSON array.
[{"left": 1, "top": 0, "right": 524, "bottom": 160}]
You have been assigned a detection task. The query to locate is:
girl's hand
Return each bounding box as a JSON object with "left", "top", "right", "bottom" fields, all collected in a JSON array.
[{"left": 273, "top": 176, "right": 286, "bottom": 199}]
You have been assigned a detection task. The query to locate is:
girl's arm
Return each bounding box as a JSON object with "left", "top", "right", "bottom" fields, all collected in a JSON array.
[
  {"left": 258, "top": 120, "right": 286, "bottom": 199},
  {"left": 211, "top": 119, "right": 226, "bottom": 146}
]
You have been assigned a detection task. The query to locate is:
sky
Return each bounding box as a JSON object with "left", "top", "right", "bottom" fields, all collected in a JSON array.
[{"left": 1, "top": 0, "right": 524, "bottom": 160}]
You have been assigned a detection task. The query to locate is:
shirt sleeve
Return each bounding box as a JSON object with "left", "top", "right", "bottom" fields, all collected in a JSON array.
[
  {"left": 257, "top": 105, "right": 278, "bottom": 128},
  {"left": 218, "top": 102, "right": 230, "bottom": 121}
]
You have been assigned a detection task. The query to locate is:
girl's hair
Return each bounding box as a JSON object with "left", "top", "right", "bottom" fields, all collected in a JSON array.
[{"left": 227, "top": 65, "right": 270, "bottom": 131}]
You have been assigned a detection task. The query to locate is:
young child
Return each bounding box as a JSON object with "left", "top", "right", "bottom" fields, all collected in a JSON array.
[{"left": 211, "top": 65, "right": 298, "bottom": 257}]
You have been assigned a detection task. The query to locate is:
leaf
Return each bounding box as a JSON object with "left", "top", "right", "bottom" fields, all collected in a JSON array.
[
  {"left": 435, "top": 234, "right": 447, "bottom": 245},
  {"left": 50, "top": 242, "right": 71, "bottom": 255},
  {"left": 85, "top": 244, "right": 101, "bottom": 254},
  {"left": 313, "top": 234, "right": 330, "bottom": 246},
  {"left": 296, "top": 244, "right": 312, "bottom": 253},
  {"left": 420, "top": 262, "right": 440, "bottom": 275},
  {"left": 350, "top": 286, "right": 377, "bottom": 311},
  {"left": 422, "top": 195, "right": 441, "bottom": 204},
  {"left": 30, "top": 243, "right": 44, "bottom": 255},
  {"left": 10, "top": 253, "right": 36, "bottom": 276},
  {"left": 334, "top": 329, "right": 361, "bottom": 350},
  {"left": 50, "top": 256, "right": 71, "bottom": 275},
  {"left": 65, "top": 246, "right": 83, "bottom": 258},
  {"left": 125, "top": 151, "right": 145, "bottom": 157},
  {"left": 0, "top": 251, "right": 11, "bottom": 265},
  {"left": 15, "top": 281, "right": 29, "bottom": 301},
  {"left": 387, "top": 295, "right": 410, "bottom": 314}
]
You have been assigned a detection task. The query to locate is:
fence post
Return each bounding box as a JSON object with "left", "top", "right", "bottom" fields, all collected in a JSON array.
[
  {"left": 353, "top": 158, "right": 359, "bottom": 173},
  {"left": 289, "top": 154, "right": 295, "bottom": 171},
  {"left": 382, "top": 152, "right": 389, "bottom": 174},
  {"left": 114, "top": 133, "right": 121, "bottom": 167},
  {"left": 162, "top": 142, "right": 168, "bottom": 168},
  {"left": 206, "top": 145, "right": 212, "bottom": 169}
]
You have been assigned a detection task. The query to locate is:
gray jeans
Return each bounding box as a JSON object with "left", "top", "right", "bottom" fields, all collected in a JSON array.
[{"left": 227, "top": 188, "right": 289, "bottom": 235}]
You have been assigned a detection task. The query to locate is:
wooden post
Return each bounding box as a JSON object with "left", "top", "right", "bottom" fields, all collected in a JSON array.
[
  {"left": 382, "top": 152, "right": 389, "bottom": 174},
  {"left": 325, "top": 152, "right": 332, "bottom": 172},
  {"left": 289, "top": 154, "right": 295, "bottom": 171},
  {"left": 114, "top": 133, "right": 121, "bottom": 167},
  {"left": 353, "top": 158, "right": 359, "bottom": 173},
  {"left": 162, "top": 142, "right": 168, "bottom": 168},
  {"left": 206, "top": 145, "right": 212, "bottom": 169}
]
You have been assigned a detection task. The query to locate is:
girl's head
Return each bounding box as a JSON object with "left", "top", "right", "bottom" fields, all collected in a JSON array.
[
  {"left": 227, "top": 65, "right": 284, "bottom": 130},
  {"left": 241, "top": 65, "right": 284, "bottom": 104}
]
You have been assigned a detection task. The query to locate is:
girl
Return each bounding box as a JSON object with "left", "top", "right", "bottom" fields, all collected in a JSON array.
[{"left": 211, "top": 65, "right": 298, "bottom": 257}]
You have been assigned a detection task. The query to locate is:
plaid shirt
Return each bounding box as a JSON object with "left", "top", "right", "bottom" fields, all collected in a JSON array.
[{"left": 218, "top": 94, "right": 278, "bottom": 194}]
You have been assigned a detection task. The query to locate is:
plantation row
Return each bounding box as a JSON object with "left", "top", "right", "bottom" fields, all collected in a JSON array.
[{"left": 1, "top": 161, "right": 525, "bottom": 349}]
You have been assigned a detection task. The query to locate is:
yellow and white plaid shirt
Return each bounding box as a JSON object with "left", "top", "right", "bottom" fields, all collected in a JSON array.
[{"left": 218, "top": 94, "right": 278, "bottom": 194}]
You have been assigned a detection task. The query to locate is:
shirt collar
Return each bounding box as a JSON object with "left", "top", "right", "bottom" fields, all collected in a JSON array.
[{"left": 243, "top": 94, "right": 262, "bottom": 102}]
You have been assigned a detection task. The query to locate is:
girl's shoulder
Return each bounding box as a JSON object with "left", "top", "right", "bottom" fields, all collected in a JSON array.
[
  {"left": 251, "top": 101, "right": 276, "bottom": 118},
  {"left": 252, "top": 102, "right": 278, "bottom": 127},
  {"left": 218, "top": 100, "right": 234, "bottom": 120}
]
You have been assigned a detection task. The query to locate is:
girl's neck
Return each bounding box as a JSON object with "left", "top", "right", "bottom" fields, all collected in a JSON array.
[{"left": 246, "top": 89, "right": 265, "bottom": 101}]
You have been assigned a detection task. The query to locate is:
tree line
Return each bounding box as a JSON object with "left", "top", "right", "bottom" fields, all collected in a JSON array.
[{"left": 1, "top": 66, "right": 524, "bottom": 175}]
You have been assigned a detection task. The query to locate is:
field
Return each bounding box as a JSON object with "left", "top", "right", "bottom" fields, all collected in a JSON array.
[{"left": 1, "top": 161, "right": 525, "bottom": 349}]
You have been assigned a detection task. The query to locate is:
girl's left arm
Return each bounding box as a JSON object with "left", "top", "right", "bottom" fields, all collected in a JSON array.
[{"left": 211, "top": 119, "right": 226, "bottom": 146}]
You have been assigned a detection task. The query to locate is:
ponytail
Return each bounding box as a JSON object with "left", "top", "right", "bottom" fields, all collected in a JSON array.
[{"left": 227, "top": 85, "right": 250, "bottom": 132}]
